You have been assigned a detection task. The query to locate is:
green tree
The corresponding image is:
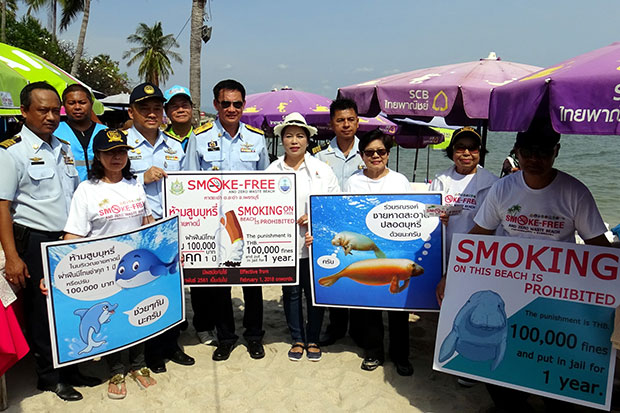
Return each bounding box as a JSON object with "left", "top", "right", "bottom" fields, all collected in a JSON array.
[
  {"left": 23, "top": 0, "right": 57, "bottom": 40},
  {"left": 59, "top": 0, "right": 92, "bottom": 76},
  {"left": 78, "top": 54, "right": 130, "bottom": 95},
  {"left": 123, "top": 21, "right": 182, "bottom": 87}
]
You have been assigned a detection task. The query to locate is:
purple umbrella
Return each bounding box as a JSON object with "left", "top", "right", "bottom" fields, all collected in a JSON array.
[
  {"left": 489, "top": 42, "right": 620, "bottom": 135},
  {"left": 338, "top": 53, "right": 541, "bottom": 126}
]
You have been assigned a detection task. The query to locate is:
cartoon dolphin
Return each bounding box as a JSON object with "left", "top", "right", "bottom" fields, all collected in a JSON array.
[
  {"left": 318, "top": 258, "right": 424, "bottom": 293},
  {"left": 331, "top": 231, "right": 386, "bottom": 258},
  {"left": 74, "top": 301, "right": 118, "bottom": 355},
  {"left": 115, "top": 249, "right": 179, "bottom": 289},
  {"left": 438, "top": 290, "right": 507, "bottom": 371}
]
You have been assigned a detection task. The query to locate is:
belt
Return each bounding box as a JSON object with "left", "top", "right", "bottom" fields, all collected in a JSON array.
[{"left": 13, "top": 222, "right": 64, "bottom": 239}]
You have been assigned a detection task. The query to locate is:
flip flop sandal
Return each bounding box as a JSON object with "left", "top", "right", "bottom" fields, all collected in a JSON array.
[
  {"left": 287, "top": 343, "right": 305, "bottom": 361},
  {"left": 306, "top": 343, "right": 322, "bottom": 361},
  {"left": 130, "top": 367, "right": 156, "bottom": 390},
  {"left": 107, "top": 374, "right": 126, "bottom": 400}
]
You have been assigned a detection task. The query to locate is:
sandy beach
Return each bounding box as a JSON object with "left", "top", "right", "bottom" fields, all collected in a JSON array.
[{"left": 2, "top": 286, "right": 616, "bottom": 413}]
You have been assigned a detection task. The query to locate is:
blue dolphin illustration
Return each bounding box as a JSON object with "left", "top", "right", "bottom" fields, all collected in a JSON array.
[
  {"left": 74, "top": 301, "right": 118, "bottom": 355},
  {"left": 439, "top": 290, "right": 507, "bottom": 371},
  {"left": 115, "top": 249, "right": 179, "bottom": 289}
]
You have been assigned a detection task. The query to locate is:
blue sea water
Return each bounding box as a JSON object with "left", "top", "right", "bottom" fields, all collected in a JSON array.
[{"left": 390, "top": 132, "right": 620, "bottom": 228}]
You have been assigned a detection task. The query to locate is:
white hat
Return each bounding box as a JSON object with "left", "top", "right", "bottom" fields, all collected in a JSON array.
[{"left": 273, "top": 112, "right": 318, "bottom": 138}]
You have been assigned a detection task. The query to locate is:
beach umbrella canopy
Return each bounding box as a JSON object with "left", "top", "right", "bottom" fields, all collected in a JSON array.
[
  {"left": 338, "top": 53, "right": 541, "bottom": 126},
  {"left": 242, "top": 87, "right": 332, "bottom": 129},
  {"left": 0, "top": 42, "right": 104, "bottom": 116},
  {"left": 489, "top": 42, "right": 620, "bottom": 135}
]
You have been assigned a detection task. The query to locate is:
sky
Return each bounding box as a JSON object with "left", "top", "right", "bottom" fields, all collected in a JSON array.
[{"left": 25, "top": 0, "right": 620, "bottom": 111}]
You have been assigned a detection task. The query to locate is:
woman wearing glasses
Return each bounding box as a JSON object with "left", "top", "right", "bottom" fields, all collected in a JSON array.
[
  {"left": 344, "top": 129, "right": 414, "bottom": 376},
  {"left": 267, "top": 112, "right": 339, "bottom": 362},
  {"left": 429, "top": 127, "right": 497, "bottom": 259}
]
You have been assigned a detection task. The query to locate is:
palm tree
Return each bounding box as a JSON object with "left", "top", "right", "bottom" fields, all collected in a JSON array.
[
  {"left": 1, "top": 0, "right": 17, "bottom": 42},
  {"left": 189, "top": 0, "right": 206, "bottom": 125},
  {"left": 123, "top": 22, "right": 182, "bottom": 87},
  {"left": 24, "top": 0, "right": 57, "bottom": 40},
  {"left": 59, "top": 0, "right": 92, "bottom": 76}
]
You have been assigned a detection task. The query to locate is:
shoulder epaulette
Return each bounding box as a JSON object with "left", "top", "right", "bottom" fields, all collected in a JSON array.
[
  {"left": 57, "top": 137, "right": 70, "bottom": 145},
  {"left": 0, "top": 136, "right": 21, "bottom": 149},
  {"left": 311, "top": 142, "right": 329, "bottom": 155},
  {"left": 194, "top": 122, "right": 213, "bottom": 135},
  {"left": 245, "top": 124, "right": 264, "bottom": 135}
]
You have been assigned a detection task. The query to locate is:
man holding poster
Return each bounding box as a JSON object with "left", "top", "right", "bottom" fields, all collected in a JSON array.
[
  {"left": 184, "top": 79, "right": 270, "bottom": 362},
  {"left": 436, "top": 120, "right": 611, "bottom": 411}
]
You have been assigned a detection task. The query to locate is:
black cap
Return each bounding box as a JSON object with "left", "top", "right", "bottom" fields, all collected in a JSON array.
[
  {"left": 92, "top": 128, "right": 132, "bottom": 152},
  {"left": 515, "top": 119, "right": 560, "bottom": 149},
  {"left": 129, "top": 82, "right": 166, "bottom": 104},
  {"left": 451, "top": 126, "right": 482, "bottom": 145}
]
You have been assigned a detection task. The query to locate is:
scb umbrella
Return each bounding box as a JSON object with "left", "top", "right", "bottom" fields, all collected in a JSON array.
[
  {"left": 0, "top": 42, "right": 104, "bottom": 116},
  {"left": 489, "top": 42, "right": 620, "bottom": 135}
]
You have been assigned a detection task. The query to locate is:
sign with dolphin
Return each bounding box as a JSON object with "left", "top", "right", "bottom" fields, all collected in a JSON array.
[
  {"left": 434, "top": 234, "right": 620, "bottom": 410},
  {"left": 309, "top": 193, "right": 444, "bottom": 311},
  {"left": 41, "top": 216, "right": 184, "bottom": 368}
]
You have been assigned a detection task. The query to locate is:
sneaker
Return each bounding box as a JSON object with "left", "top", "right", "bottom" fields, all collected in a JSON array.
[{"left": 197, "top": 330, "right": 217, "bottom": 346}]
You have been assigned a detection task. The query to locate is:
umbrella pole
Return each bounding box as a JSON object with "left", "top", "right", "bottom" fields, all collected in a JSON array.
[
  {"left": 426, "top": 146, "right": 430, "bottom": 183},
  {"left": 413, "top": 148, "right": 419, "bottom": 182},
  {"left": 479, "top": 120, "right": 488, "bottom": 167},
  {"left": 396, "top": 145, "right": 400, "bottom": 171},
  {"left": 0, "top": 374, "right": 7, "bottom": 411}
]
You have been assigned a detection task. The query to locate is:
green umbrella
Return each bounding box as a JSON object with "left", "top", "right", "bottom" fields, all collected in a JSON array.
[{"left": 0, "top": 42, "right": 104, "bottom": 116}]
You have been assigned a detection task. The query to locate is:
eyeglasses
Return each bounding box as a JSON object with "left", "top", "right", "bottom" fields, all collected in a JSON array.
[
  {"left": 517, "top": 146, "right": 556, "bottom": 159},
  {"left": 362, "top": 148, "right": 388, "bottom": 157},
  {"left": 454, "top": 144, "right": 480, "bottom": 154},
  {"left": 217, "top": 100, "right": 243, "bottom": 109}
]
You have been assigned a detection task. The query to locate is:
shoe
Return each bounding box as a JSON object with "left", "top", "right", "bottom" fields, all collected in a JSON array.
[
  {"left": 319, "top": 333, "right": 344, "bottom": 347},
  {"left": 457, "top": 377, "right": 477, "bottom": 387},
  {"left": 306, "top": 343, "right": 322, "bottom": 362},
  {"left": 287, "top": 343, "right": 305, "bottom": 361},
  {"left": 197, "top": 330, "right": 218, "bottom": 346},
  {"left": 37, "top": 382, "right": 83, "bottom": 401},
  {"left": 395, "top": 360, "right": 414, "bottom": 376},
  {"left": 361, "top": 357, "right": 383, "bottom": 371},
  {"left": 247, "top": 340, "right": 265, "bottom": 359},
  {"left": 148, "top": 359, "right": 167, "bottom": 374},
  {"left": 66, "top": 372, "right": 102, "bottom": 387},
  {"left": 169, "top": 350, "right": 195, "bottom": 366},
  {"left": 213, "top": 343, "right": 234, "bottom": 361},
  {"left": 107, "top": 374, "right": 126, "bottom": 400},
  {"left": 129, "top": 368, "right": 156, "bottom": 390}
]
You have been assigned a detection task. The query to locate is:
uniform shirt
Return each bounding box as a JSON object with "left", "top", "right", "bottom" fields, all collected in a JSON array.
[
  {"left": 184, "top": 119, "right": 269, "bottom": 172},
  {"left": 315, "top": 136, "right": 365, "bottom": 190},
  {"left": 55, "top": 121, "right": 107, "bottom": 181},
  {"left": 163, "top": 125, "right": 193, "bottom": 151},
  {"left": 0, "top": 126, "right": 79, "bottom": 232},
  {"left": 127, "top": 126, "right": 185, "bottom": 219}
]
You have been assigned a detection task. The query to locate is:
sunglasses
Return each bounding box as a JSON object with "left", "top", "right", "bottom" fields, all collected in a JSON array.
[
  {"left": 218, "top": 100, "right": 243, "bottom": 109},
  {"left": 454, "top": 144, "right": 480, "bottom": 154},
  {"left": 362, "top": 148, "right": 388, "bottom": 157},
  {"left": 518, "top": 146, "right": 556, "bottom": 159}
]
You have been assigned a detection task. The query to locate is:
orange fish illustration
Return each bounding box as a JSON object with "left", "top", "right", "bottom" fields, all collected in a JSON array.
[{"left": 318, "top": 258, "right": 424, "bottom": 294}]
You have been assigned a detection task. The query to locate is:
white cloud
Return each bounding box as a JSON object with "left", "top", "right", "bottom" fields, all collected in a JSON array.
[
  {"left": 277, "top": 64, "right": 289, "bottom": 70},
  {"left": 354, "top": 67, "right": 374, "bottom": 73},
  {"left": 382, "top": 68, "right": 401, "bottom": 75},
  {"left": 223, "top": 64, "right": 233, "bottom": 70}
]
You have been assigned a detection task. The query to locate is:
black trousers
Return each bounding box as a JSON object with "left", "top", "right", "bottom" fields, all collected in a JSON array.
[
  {"left": 324, "top": 307, "right": 349, "bottom": 338},
  {"left": 15, "top": 225, "right": 78, "bottom": 387},
  {"left": 349, "top": 308, "right": 409, "bottom": 362},
  {"left": 144, "top": 325, "right": 182, "bottom": 363},
  {"left": 189, "top": 287, "right": 217, "bottom": 332},
  {"left": 203, "top": 286, "right": 264, "bottom": 345}
]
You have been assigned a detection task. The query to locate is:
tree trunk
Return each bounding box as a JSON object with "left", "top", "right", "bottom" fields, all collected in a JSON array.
[
  {"left": 189, "top": 0, "right": 205, "bottom": 126},
  {"left": 51, "top": 0, "right": 57, "bottom": 41},
  {"left": 1, "top": 0, "right": 6, "bottom": 43},
  {"left": 70, "top": 0, "right": 90, "bottom": 76}
]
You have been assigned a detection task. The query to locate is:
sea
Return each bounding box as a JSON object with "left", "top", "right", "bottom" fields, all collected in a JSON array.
[
  {"left": 391, "top": 131, "right": 620, "bottom": 229},
  {"left": 271, "top": 131, "right": 620, "bottom": 229}
]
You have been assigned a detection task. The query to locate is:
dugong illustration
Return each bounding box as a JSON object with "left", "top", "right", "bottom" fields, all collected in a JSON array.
[
  {"left": 115, "top": 249, "right": 179, "bottom": 289},
  {"left": 331, "top": 231, "right": 386, "bottom": 258},
  {"left": 74, "top": 301, "right": 118, "bottom": 355},
  {"left": 438, "top": 290, "right": 507, "bottom": 371},
  {"left": 318, "top": 258, "right": 424, "bottom": 293}
]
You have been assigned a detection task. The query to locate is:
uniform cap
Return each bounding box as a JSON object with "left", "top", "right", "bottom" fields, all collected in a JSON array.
[{"left": 130, "top": 82, "right": 165, "bottom": 104}]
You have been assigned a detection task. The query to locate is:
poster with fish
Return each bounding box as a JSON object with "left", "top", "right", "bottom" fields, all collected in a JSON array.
[
  {"left": 163, "top": 171, "right": 298, "bottom": 286},
  {"left": 309, "top": 193, "right": 443, "bottom": 311},
  {"left": 41, "top": 217, "right": 184, "bottom": 368},
  {"left": 434, "top": 234, "right": 619, "bottom": 410}
]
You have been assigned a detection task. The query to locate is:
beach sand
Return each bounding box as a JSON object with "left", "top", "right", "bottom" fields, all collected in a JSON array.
[{"left": 2, "top": 286, "right": 616, "bottom": 413}]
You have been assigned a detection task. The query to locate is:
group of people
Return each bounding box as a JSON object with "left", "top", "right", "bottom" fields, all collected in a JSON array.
[{"left": 0, "top": 76, "right": 612, "bottom": 411}]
